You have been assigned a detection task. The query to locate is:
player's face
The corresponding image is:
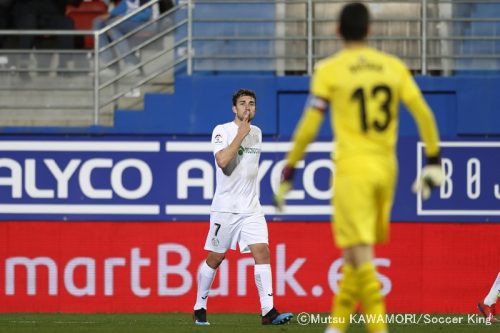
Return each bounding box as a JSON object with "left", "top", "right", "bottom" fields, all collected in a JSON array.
[{"left": 233, "top": 95, "right": 256, "bottom": 121}]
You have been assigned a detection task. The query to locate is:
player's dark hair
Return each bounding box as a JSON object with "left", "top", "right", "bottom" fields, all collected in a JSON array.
[
  {"left": 339, "top": 2, "right": 370, "bottom": 41},
  {"left": 232, "top": 89, "right": 256, "bottom": 106}
]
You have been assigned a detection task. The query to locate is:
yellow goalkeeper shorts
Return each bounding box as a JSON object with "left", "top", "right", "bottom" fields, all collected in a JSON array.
[{"left": 332, "top": 154, "right": 397, "bottom": 249}]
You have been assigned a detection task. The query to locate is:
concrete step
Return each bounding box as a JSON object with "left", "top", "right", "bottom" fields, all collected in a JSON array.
[
  {"left": 0, "top": 40, "right": 175, "bottom": 126},
  {"left": 0, "top": 91, "right": 94, "bottom": 108},
  {"left": 117, "top": 79, "right": 175, "bottom": 110},
  {"left": 0, "top": 105, "right": 113, "bottom": 127}
]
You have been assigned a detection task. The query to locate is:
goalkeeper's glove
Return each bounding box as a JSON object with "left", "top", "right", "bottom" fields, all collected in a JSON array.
[
  {"left": 273, "top": 165, "right": 295, "bottom": 211},
  {"left": 412, "top": 156, "right": 444, "bottom": 200}
]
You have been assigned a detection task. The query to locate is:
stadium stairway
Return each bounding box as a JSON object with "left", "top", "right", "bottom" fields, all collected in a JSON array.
[
  {"left": 0, "top": 51, "right": 174, "bottom": 128},
  {"left": 0, "top": 5, "right": 176, "bottom": 128}
]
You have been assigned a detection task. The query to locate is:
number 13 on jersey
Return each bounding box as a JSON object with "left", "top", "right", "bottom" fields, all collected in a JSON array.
[{"left": 351, "top": 84, "right": 393, "bottom": 133}]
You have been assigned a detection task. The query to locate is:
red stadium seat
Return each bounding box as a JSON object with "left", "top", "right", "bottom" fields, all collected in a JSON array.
[{"left": 66, "top": 0, "right": 109, "bottom": 49}]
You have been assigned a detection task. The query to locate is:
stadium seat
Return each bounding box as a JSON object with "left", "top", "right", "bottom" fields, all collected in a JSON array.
[{"left": 66, "top": 0, "right": 108, "bottom": 49}]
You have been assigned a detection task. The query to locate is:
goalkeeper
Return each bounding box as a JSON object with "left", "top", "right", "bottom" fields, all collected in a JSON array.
[{"left": 274, "top": 3, "right": 444, "bottom": 333}]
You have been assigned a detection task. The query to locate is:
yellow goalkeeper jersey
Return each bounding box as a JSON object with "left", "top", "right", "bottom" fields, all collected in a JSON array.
[{"left": 287, "top": 46, "right": 440, "bottom": 165}]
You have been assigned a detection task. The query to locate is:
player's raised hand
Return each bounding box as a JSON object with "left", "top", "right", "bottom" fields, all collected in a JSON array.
[
  {"left": 238, "top": 111, "right": 251, "bottom": 138},
  {"left": 274, "top": 165, "right": 295, "bottom": 211},
  {"left": 412, "top": 161, "right": 444, "bottom": 200}
]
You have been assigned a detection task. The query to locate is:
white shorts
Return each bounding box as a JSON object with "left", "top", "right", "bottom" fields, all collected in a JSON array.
[{"left": 204, "top": 211, "right": 268, "bottom": 254}]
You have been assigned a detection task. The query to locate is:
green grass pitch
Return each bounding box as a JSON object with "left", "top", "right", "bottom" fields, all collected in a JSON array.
[{"left": 0, "top": 313, "right": 496, "bottom": 333}]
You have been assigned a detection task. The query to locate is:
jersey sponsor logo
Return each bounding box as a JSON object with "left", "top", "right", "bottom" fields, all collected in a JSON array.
[{"left": 240, "top": 147, "right": 261, "bottom": 155}]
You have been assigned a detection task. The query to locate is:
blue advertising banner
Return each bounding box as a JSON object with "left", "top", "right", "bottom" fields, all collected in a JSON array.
[
  {"left": 415, "top": 142, "right": 500, "bottom": 219},
  {"left": 0, "top": 137, "right": 498, "bottom": 222}
]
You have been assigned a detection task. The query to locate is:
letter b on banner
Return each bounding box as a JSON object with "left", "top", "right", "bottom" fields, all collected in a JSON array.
[{"left": 158, "top": 243, "right": 192, "bottom": 296}]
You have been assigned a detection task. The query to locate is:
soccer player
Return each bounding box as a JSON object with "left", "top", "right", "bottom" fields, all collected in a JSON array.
[
  {"left": 478, "top": 272, "right": 500, "bottom": 323},
  {"left": 193, "top": 89, "right": 293, "bottom": 326},
  {"left": 274, "top": 3, "right": 444, "bottom": 333}
]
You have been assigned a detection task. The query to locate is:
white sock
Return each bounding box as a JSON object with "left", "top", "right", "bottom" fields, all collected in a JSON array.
[
  {"left": 194, "top": 261, "right": 216, "bottom": 310},
  {"left": 254, "top": 264, "right": 274, "bottom": 316},
  {"left": 484, "top": 272, "right": 500, "bottom": 306}
]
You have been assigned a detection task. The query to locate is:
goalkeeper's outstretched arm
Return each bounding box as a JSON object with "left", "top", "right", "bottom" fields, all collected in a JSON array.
[
  {"left": 404, "top": 89, "right": 444, "bottom": 200},
  {"left": 286, "top": 104, "right": 325, "bottom": 167},
  {"left": 274, "top": 97, "right": 327, "bottom": 210},
  {"left": 405, "top": 94, "right": 441, "bottom": 160}
]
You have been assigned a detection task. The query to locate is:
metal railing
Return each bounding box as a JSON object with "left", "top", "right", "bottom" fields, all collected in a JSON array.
[
  {"left": 0, "top": 0, "right": 499, "bottom": 126},
  {"left": 0, "top": 0, "right": 183, "bottom": 126},
  {"left": 186, "top": 0, "right": 500, "bottom": 75}
]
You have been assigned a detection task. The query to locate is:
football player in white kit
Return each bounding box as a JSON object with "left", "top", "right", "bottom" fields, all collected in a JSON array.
[
  {"left": 478, "top": 272, "right": 500, "bottom": 323},
  {"left": 193, "top": 89, "right": 293, "bottom": 326}
]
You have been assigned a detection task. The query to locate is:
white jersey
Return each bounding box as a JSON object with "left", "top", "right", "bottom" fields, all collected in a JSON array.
[{"left": 211, "top": 121, "right": 263, "bottom": 213}]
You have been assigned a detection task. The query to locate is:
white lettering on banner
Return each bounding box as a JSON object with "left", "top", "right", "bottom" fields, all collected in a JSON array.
[
  {"left": 64, "top": 257, "right": 96, "bottom": 296},
  {"left": 441, "top": 158, "right": 453, "bottom": 199},
  {"left": 80, "top": 159, "right": 113, "bottom": 199},
  {"left": 467, "top": 158, "right": 481, "bottom": 200},
  {"left": 303, "top": 160, "right": 334, "bottom": 200},
  {"left": 276, "top": 244, "right": 306, "bottom": 296},
  {"left": 131, "top": 248, "right": 151, "bottom": 297},
  {"left": 328, "top": 259, "right": 342, "bottom": 295},
  {"left": 5, "top": 257, "right": 58, "bottom": 295},
  {"left": 168, "top": 158, "right": 334, "bottom": 215},
  {"left": 176, "top": 158, "right": 334, "bottom": 202},
  {"left": 328, "top": 258, "right": 392, "bottom": 296},
  {"left": 0, "top": 158, "right": 22, "bottom": 198},
  {"left": 374, "top": 258, "right": 392, "bottom": 296},
  {"left": 177, "top": 159, "right": 214, "bottom": 199},
  {"left": 157, "top": 244, "right": 192, "bottom": 296},
  {"left": 45, "top": 159, "right": 81, "bottom": 199},
  {"left": 111, "top": 159, "right": 153, "bottom": 199},
  {"left": 0, "top": 158, "right": 153, "bottom": 200},
  {"left": 417, "top": 142, "right": 500, "bottom": 216},
  {"left": 164, "top": 141, "right": 336, "bottom": 216},
  {"left": 25, "top": 159, "right": 54, "bottom": 198},
  {"left": 1, "top": 244, "right": 392, "bottom": 298},
  {"left": 439, "top": 157, "right": 500, "bottom": 202},
  {"left": 104, "top": 258, "right": 126, "bottom": 296}
]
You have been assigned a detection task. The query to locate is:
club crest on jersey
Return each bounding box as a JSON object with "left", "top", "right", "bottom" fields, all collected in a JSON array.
[
  {"left": 214, "top": 133, "right": 223, "bottom": 144},
  {"left": 211, "top": 237, "right": 219, "bottom": 247}
]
